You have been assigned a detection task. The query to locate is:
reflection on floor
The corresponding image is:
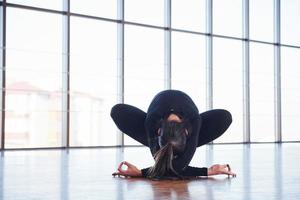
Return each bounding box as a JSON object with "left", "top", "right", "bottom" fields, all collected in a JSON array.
[{"left": 0, "top": 143, "right": 300, "bottom": 200}]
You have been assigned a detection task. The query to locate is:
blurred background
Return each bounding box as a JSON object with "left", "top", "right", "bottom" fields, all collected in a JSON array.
[{"left": 0, "top": 0, "right": 299, "bottom": 149}]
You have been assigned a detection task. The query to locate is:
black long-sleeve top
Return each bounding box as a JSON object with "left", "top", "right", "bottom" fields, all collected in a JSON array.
[{"left": 141, "top": 90, "right": 208, "bottom": 178}]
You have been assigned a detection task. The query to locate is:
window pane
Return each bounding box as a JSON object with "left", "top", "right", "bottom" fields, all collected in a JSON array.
[
  {"left": 125, "top": 0, "right": 164, "bottom": 26},
  {"left": 281, "top": 0, "right": 300, "bottom": 46},
  {"left": 70, "top": 0, "right": 116, "bottom": 19},
  {"left": 249, "top": 0, "right": 274, "bottom": 42},
  {"left": 172, "top": 0, "right": 206, "bottom": 32},
  {"left": 213, "top": 38, "right": 243, "bottom": 143},
  {"left": 250, "top": 43, "right": 274, "bottom": 142},
  {"left": 5, "top": 111, "right": 63, "bottom": 148},
  {"left": 281, "top": 47, "right": 300, "bottom": 141},
  {"left": 7, "top": 0, "right": 62, "bottom": 10},
  {"left": 124, "top": 25, "right": 164, "bottom": 145},
  {"left": 213, "top": 0, "right": 242, "bottom": 37},
  {"left": 172, "top": 32, "right": 206, "bottom": 112},
  {"left": 5, "top": 8, "right": 63, "bottom": 148},
  {"left": 70, "top": 17, "right": 117, "bottom": 146}
]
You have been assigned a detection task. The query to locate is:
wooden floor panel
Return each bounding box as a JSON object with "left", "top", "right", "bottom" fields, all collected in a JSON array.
[{"left": 0, "top": 143, "right": 299, "bottom": 200}]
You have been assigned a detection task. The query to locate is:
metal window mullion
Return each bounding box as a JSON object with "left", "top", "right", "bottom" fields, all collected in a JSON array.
[
  {"left": 206, "top": 0, "right": 213, "bottom": 111},
  {"left": 117, "top": 0, "right": 124, "bottom": 146},
  {"left": 62, "top": 0, "right": 70, "bottom": 148},
  {"left": 164, "top": 0, "right": 171, "bottom": 89},
  {"left": 243, "top": 0, "right": 250, "bottom": 143},
  {"left": 274, "top": 0, "right": 282, "bottom": 142},
  {"left": 0, "top": 1, "right": 6, "bottom": 150}
]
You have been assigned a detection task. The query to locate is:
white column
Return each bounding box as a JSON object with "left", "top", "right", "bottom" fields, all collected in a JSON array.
[
  {"left": 62, "top": 0, "right": 70, "bottom": 147},
  {"left": 117, "top": 0, "right": 124, "bottom": 146},
  {"left": 0, "top": 1, "right": 6, "bottom": 149},
  {"left": 243, "top": 0, "right": 250, "bottom": 143},
  {"left": 206, "top": 0, "right": 213, "bottom": 111},
  {"left": 164, "top": 0, "right": 171, "bottom": 89},
  {"left": 274, "top": 0, "right": 282, "bottom": 142}
]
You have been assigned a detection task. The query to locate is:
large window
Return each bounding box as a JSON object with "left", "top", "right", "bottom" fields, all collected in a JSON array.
[
  {"left": 5, "top": 8, "right": 63, "bottom": 148},
  {"left": 250, "top": 43, "right": 274, "bottom": 142},
  {"left": 172, "top": 0, "right": 206, "bottom": 33},
  {"left": 281, "top": 47, "right": 300, "bottom": 141},
  {"left": 213, "top": 38, "right": 243, "bottom": 143},
  {"left": 124, "top": 25, "right": 164, "bottom": 145},
  {"left": 249, "top": 0, "right": 274, "bottom": 42},
  {"left": 125, "top": 0, "right": 164, "bottom": 26},
  {"left": 70, "top": 17, "right": 117, "bottom": 146},
  {"left": 1, "top": 1, "right": 300, "bottom": 149},
  {"left": 213, "top": 0, "right": 242, "bottom": 37},
  {"left": 172, "top": 32, "right": 206, "bottom": 112}
]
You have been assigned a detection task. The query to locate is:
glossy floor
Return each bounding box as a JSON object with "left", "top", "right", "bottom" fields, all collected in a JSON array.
[{"left": 0, "top": 143, "right": 300, "bottom": 200}]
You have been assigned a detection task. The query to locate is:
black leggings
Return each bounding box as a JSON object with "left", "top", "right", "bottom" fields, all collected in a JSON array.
[{"left": 110, "top": 104, "right": 232, "bottom": 147}]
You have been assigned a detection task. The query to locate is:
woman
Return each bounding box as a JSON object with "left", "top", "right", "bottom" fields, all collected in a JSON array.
[{"left": 111, "top": 90, "right": 236, "bottom": 179}]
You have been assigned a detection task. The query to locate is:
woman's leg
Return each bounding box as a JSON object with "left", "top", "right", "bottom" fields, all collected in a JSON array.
[
  {"left": 110, "top": 104, "right": 148, "bottom": 146},
  {"left": 197, "top": 109, "right": 232, "bottom": 147}
]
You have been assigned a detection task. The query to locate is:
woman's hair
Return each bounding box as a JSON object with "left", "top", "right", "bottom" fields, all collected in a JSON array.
[{"left": 147, "top": 120, "right": 188, "bottom": 179}]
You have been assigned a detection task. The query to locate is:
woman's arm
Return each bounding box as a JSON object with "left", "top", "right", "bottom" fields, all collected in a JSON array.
[
  {"left": 141, "top": 166, "right": 208, "bottom": 177},
  {"left": 142, "top": 165, "right": 236, "bottom": 177},
  {"left": 181, "top": 164, "right": 237, "bottom": 177},
  {"left": 180, "top": 166, "right": 208, "bottom": 177},
  {"left": 112, "top": 162, "right": 236, "bottom": 178}
]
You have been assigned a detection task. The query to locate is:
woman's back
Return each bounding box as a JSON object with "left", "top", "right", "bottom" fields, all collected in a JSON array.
[{"left": 147, "top": 90, "right": 199, "bottom": 121}]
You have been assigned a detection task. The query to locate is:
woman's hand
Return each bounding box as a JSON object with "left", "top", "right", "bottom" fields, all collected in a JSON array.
[
  {"left": 112, "top": 161, "right": 142, "bottom": 177},
  {"left": 207, "top": 164, "right": 236, "bottom": 177}
]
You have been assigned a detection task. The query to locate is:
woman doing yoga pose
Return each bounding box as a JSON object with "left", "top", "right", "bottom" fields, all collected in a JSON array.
[{"left": 111, "top": 90, "right": 236, "bottom": 179}]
